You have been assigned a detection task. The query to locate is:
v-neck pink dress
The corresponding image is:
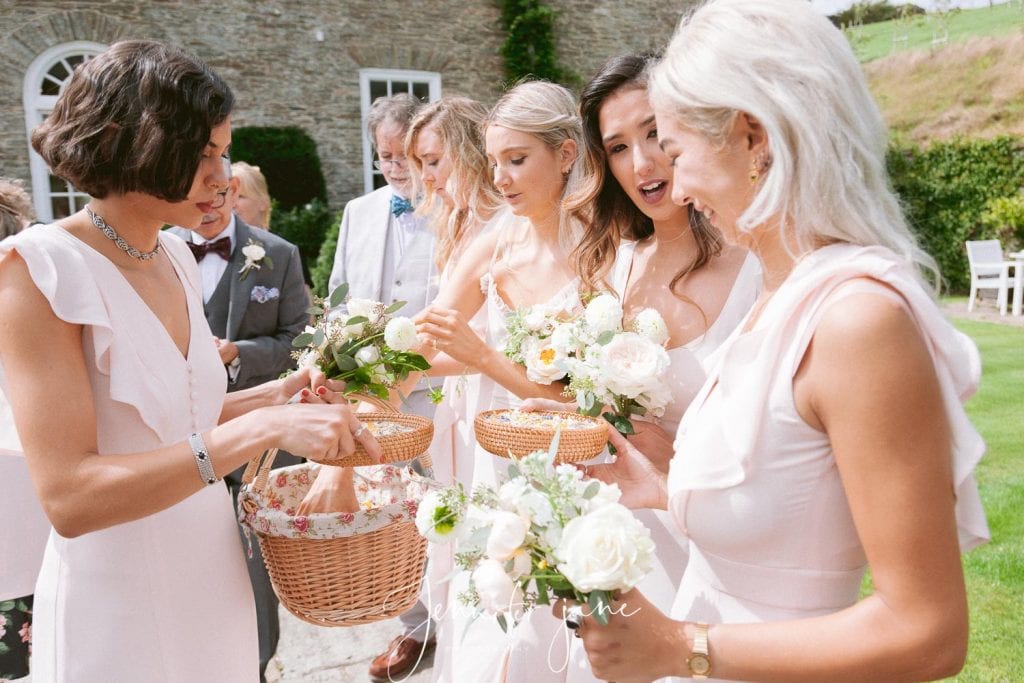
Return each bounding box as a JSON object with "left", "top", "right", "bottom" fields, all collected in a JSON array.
[{"left": 0, "top": 226, "right": 257, "bottom": 682}]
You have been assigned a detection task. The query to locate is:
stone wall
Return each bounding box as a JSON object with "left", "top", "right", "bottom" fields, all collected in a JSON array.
[{"left": 0, "top": 1, "right": 688, "bottom": 211}]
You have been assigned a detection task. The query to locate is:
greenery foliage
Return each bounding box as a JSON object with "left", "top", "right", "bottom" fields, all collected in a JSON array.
[
  {"left": 269, "top": 198, "right": 337, "bottom": 286},
  {"left": 887, "top": 136, "right": 1024, "bottom": 292},
  {"left": 310, "top": 206, "right": 344, "bottom": 298},
  {"left": 980, "top": 194, "right": 1024, "bottom": 252},
  {"left": 830, "top": 1, "right": 924, "bottom": 28},
  {"left": 230, "top": 126, "right": 328, "bottom": 210},
  {"left": 496, "top": 0, "right": 578, "bottom": 87}
]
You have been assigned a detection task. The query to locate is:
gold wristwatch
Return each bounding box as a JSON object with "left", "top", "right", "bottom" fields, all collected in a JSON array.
[{"left": 686, "top": 622, "right": 712, "bottom": 679}]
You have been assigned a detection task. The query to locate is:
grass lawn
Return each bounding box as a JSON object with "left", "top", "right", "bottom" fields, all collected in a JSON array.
[
  {"left": 946, "top": 318, "right": 1024, "bottom": 681},
  {"left": 845, "top": 2, "right": 1024, "bottom": 63}
]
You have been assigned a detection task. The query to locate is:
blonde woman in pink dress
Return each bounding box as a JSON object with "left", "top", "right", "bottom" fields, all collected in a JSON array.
[
  {"left": 0, "top": 41, "right": 377, "bottom": 683},
  {"left": 570, "top": 2, "right": 989, "bottom": 681}
]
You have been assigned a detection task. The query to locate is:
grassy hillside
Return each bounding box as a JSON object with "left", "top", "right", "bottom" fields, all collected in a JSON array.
[{"left": 851, "top": 3, "right": 1024, "bottom": 144}]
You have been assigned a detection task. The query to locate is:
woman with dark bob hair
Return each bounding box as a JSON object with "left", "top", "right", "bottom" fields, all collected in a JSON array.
[{"left": 0, "top": 40, "right": 377, "bottom": 681}]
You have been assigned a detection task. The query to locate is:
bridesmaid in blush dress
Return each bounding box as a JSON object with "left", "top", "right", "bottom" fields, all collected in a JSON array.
[
  {"left": 569, "top": 2, "right": 988, "bottom": 681},
  {"left": 0, "top": 41, "right": 378, "bottom": 683}
]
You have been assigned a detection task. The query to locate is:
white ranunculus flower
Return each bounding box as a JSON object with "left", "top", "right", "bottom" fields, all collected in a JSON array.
[
  {"left": 584, "top": 294, "right": 623, "bottom": 336},
  {"left": 548, "top": 322, "right": 577, "bottom": 356},
  {"left": 632, "top": 308, "right": 670, "bottom": 346},
  {"left": 473, "top": 559, "right": 526, "bottom": 617},
  {"left": 241, "top": 243, "right": 266, "bottom": 262},
  {"left": 415, "top": 490, "right": 463, "bottom": 544},
  {"left": 555, "top": 503, "right": 655, "bottom": 593},
  {"left": 485, "top": 510, "right": 529, "bottom": 561},
  {"left": 384, "top": 317, "right": 417, "bottom": 351},
  {"left": 347, "top": 298, "right": 382, "bottom": 325},
  {"left": 497, "top": 478, "right": 531, "bottom": 513},
  {"left": 522, "top": 337, "right": 567, "bottom": 385},
  {"left": 354, "top": 345, "right": 380, "bottom": 366},
  {"left": 597, "top": 332, "right": 670, "bottom": 399}
]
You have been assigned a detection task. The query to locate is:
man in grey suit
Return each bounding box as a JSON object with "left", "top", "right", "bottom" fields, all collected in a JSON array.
[
  {"left": 328, "top": 93, "right": 439, "bottom": 679},
  {"left": 170, "top": 161, "right": 308, "bottom": 683}
]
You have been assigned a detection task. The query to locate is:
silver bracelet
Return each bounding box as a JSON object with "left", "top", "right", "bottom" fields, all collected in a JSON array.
[{"left": 188, "top": 432, "right": 220, "bottom": 485}]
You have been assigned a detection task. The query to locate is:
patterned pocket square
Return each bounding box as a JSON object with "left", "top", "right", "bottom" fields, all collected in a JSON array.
[{"left": 250, "top": 286, "right": 280, "bottom": 303}]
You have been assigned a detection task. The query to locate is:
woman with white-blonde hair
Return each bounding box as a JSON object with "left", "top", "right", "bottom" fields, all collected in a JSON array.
[
  {"left": 230, "top": 160, "right": 272, "bottom": 230},
  {"left": 569, "top": 1, "right": 988, "bottom": 681}
]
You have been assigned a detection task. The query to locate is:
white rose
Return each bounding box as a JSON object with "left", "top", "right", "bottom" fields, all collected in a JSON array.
[
  {"left": 472, "top": 559, "right": 525, "bottom": 617},
  {"left": 384, "top": 317, "right": 418, "bottom": 351},
  {"left": 634, "top": 382, "right": 673, "bottom": 418},
  {"left": 415, "top": 490, "right": 463, "bottom": 544},
  {"left": 522, "top": 337, "right": 567, "bottom": 385},
  {"left": 632, "top": 308, "right": 670, "bottom": 346},
  {"left": 347, "top": 298, "right": 382, "bottom": 325},
  {"left": 497, "top": 478, "right": 531, "bottom": 513},
  {"left": 555, "top": 503, "right": 655, "bottom": 593},
  {"left": 584, "top": 294, "right": 623, "bottom": 336},
  {"left": 597, "top": 332, "right": 670, "bottom": 399},
  {"left": 581, "top": 481, "right": 622, "bottom": 513},
  {"left": 548, "top": 322, "right": 578, "bottom": 356},
  {"left": 354, "top": 345, "right": 380, "bottom": 366},
  {"left": 522, "top": 307, "right": 548, "bottom": 332},
  {"left": 241, "top": 243, "right": 265, "bottom": 262},
  {"left": 485, "top": 510, "right": 529, "bottom": 561}
]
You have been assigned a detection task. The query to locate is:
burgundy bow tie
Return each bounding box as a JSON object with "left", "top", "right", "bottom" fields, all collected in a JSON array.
[{"left": 188, "top": 236, "right": 232, "bottom": 262}]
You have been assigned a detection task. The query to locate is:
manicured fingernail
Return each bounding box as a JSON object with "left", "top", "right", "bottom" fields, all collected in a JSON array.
[
  {"left": 316, "top": 386, "right": 327, "bottom": 396},
  {"left": 301, "top": 389, "right": 310, "bottom": 397}
]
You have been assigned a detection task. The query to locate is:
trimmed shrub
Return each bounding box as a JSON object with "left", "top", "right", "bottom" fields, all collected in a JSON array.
[
  {"left": 310, "top": 207, "right": 344, "bottom": 298},
  {"left": 497, "top": 0, "right": 578, "bottom": 88},
  {"left": 270, "top": 198, "right": 337, "bottom": 286},
  {"left": 230, "top": 126, "right": 328, "bottom": 211},
  {"left": 888, "top": 136, "right": 1024, "bottom": 292},
  {"left": 980, "top": 194, "right": 1024, "bottom": 253}
]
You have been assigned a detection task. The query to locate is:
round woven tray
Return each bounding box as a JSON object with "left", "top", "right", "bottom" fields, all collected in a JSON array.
[
  {"left": 240, "top": 450, "right": 428, "bottom": 627},
  {"left": 474, "top": 409, "right": 608, "bottom": 464},
  {"left": 309, "top": 394, "right": 433, "bottom": 468}
]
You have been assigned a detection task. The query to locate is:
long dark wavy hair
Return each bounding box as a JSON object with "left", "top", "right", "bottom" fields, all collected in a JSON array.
[{"left": 566, "top": 54, "right": 722, "bottom": 297}]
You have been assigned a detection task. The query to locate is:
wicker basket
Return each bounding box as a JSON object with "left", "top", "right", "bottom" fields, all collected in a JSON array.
[
  {"left": 239, "top": 449, "right": 432, "bottom": 627},
  {"left": 474, "top": 409, "right": 608, "bottom": 464},
  {"left": 309, "top": 393, "right": 434, "bottom": 468}
]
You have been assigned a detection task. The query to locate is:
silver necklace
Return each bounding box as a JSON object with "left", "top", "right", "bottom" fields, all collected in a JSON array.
[{"left": 86, "top": 206, "right": 162, "bottom": 261}]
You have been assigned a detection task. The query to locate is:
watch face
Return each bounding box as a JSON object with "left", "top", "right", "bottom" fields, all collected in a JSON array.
[{"left": 689, "top": 654, "right": 711, "bottom": 676}]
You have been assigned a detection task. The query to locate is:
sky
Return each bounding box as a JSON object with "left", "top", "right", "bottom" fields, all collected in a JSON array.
[{"left": 810, "top": 0, "right": 1009, "bottom": 14}]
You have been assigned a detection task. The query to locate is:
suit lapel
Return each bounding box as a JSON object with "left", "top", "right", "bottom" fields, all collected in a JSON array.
[{"left": 226, "top": 219, "right": 253, "bottom": 341}]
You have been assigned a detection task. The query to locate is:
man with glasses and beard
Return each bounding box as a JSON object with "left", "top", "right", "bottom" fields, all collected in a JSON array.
[{"left": 169, "top": 159, "right": 308, "bottom": 682}]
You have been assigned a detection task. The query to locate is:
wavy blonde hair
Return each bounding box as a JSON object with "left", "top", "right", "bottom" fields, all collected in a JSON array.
[
  {"left": 406, "top": 97, "right": 503, "bottom": 271},
  {"left": 649, "top": 0, "right": 936, "bottom": 288},
  {"left": 484, "top": 80, "right": 588, "bottom": 256}
]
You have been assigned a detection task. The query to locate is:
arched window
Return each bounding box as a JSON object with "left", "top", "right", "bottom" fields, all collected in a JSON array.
[{"left": 23, "top": 42, "right": 106, "bottom": 223}]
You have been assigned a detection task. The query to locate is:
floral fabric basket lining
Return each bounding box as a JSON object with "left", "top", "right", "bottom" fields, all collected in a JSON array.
[
  {"left": 239, "top": 462, "right": 433, "bottom": 538},
  {"left": 238, "top": 450, "right": 437, "bottom": 627}
]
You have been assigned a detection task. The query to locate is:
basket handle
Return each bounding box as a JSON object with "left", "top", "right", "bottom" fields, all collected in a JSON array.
[{"left": 348, "top": 391, "right": 399, "bottom": 414}]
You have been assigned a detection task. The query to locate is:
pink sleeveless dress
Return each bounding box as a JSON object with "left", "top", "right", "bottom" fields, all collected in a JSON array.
[
  {"left": 665, "top": 244, "right": 988, "bottom": 682},
  {"left": 0, "top": 226, "right": 257, "bottom": 682}
]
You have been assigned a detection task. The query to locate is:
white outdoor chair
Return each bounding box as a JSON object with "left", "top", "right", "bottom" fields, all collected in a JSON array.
[{"left": 966, "top": 239, "right": 1018, "bottom": 315}]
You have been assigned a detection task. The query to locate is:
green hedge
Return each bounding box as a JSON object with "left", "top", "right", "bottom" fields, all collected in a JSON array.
[
  {"left": 888, "top": 136, "right": 1024, "bottom": 293},
  {"left": 270, "top": 199, "right": 338, "bottom": 286},
  {"left": 310, "top": 206, "right": 344, "bottom": 298},
  {"left": 230, "top": 126, "right": 328, "bottom": 211}
]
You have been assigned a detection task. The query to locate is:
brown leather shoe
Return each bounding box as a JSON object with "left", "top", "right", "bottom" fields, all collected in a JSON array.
[{"left": 369, "top": 634, "right": 436, "bottom": 680}]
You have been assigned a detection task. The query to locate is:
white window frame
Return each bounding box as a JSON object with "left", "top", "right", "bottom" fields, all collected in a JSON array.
[
  {"left": 23, "top": 41, "right": 106, "bottom": 223},
  {"left": 358, "top": 68, "right": 442, "bottom": 194}
]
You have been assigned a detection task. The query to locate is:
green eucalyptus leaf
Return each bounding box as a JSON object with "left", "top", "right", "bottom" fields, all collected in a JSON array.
[
  {"left": 345, "top": 315, "right": 369, "bottom": 326},
  {"left": 292, "top": 332, "right": 314, "bottom": 348},
  {"left": 596, "top": 330, "right": 615, "bottom": 345},
  {"left": 329, "top": 283, "right": 349, "bottom": 308},
  {"left": 383, "top": 300, "right": 407, "bottom": 314},
  {"left": 306, "top": 305, "right": 325, "bottom": 316},
  {"left": 496, "top": 612, "right": 508, "bottom": 633},
  {"left": 582, "top": 480, "right": 600, "bottom": 499},
  {"left": 312, "top": 328, "right": 325, "bottom": 348},
  {"left": 332, "top": 350, "right": 358, "bottom": 372}
]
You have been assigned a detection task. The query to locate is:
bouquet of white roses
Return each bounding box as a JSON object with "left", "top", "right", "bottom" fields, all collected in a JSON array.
[
  {"left": 415, "top": 435, "right": 655, "bottom": 630},
  {"left": 292, "top": 283, "right": 435, "bottom": 401},
  {"left": 559, "top": 294, "right": 673, "bottom": 437},
  {"left": 502, "top": 304, "right": 580, "bottom": 385}
]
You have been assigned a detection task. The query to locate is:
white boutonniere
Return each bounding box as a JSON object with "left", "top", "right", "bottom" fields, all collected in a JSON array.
[{"left": 239, "top": 239, "right": 273, "bottom": 281}]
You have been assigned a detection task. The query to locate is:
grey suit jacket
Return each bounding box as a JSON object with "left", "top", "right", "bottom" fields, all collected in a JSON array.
[{"left": 169, "top": 218, "right": 309, "bottom": 391}]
